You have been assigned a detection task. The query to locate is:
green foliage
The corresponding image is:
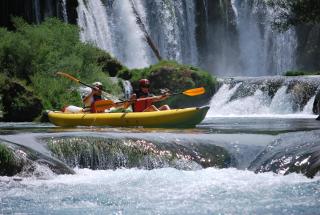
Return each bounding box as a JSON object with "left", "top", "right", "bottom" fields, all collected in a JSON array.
[
  {"left": 285, "top": 70, "right": 320, "bottom": 76},
  {"left": 267, "top": 0, "right": 320, "bottom": 31},
  {"left": 0, "top": 18, "right": 124, "bottom": 118}
]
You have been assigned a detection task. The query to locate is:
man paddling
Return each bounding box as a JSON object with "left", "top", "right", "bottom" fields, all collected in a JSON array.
[{"left": 131, "top": 79, "right": 170, "bottom": 112}]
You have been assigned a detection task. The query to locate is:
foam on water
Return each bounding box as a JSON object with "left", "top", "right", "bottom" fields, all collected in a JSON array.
[
  {"left": 207, "top": 83, "right": 318, "bottom": 119},
  {"left": 1, "top": 168, "right": 319, "bottom": 214}
]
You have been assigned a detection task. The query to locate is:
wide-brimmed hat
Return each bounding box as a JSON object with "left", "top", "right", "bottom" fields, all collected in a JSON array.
[{"left": 92, "top": 81, "right": 103, "bottom": 87}]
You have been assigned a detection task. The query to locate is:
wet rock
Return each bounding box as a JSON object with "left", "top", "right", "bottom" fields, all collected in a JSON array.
[
  {"left": 249, "top": 130, "right": 320, "bottom": 178},
  {"left": 313, "top": 90, "right": 320, "bottom": 114},
  {"left": 0, "top": 0, "right": 78, "bottom": 29},
  {"left": 97, "top": 53, "right": 124, "bottom": 77},
  {"left": 129, "top": 61, "right": 217, "bottom": 108},
  {"left": 296, "top": 24, "right": 320, "bottom": 71},
  {"left": 44, "top": 136, "right": 232, "bottom": 170},
  {"left": 287, "top": 81, "right": 317, "bottom": 111},
  {"left": 0, "top": 140, "right": 74, "bottom": 177}
]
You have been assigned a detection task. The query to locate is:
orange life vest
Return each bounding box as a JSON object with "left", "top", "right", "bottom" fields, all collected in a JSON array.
[{"left": 133, "top": 98, "right": 153, "bottom": 112}]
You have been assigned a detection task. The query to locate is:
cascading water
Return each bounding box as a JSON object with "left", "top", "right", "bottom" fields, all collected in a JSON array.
[
  {"left": 33, "top": 0, "right": 41, "bottom": 24},
  {"left": 61, "top": 0, "right": 68, "bottom": 22},
  {"left": 109, "top": 0, "right": 151, "bottom": 68},
  {"left": 5, "top": 0, "right": 304, "bottom": 76},
  {"left": 77, "top": 0, "right": 113, "bottom": 53},
  {"left": 303, "top": 95, "right": 316, "bottom": 114},
  {"left": 122, "top": 80, "right": 133, "bottom": 100},
  {"left": 208, "top": 77, "right": 320, "bottom": 117},
  {"left": 269, "top": 86, "right": 294, "bottom": 114},
  {"left": 231, "top": 0, "right": 297, "bottom": 76},
  {"left": 75, "top": 0, "right": 198, "bottom": 68}
]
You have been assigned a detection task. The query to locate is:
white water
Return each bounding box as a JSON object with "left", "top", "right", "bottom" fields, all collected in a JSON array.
[
  {"left": 208, "top": 84, "right": 317, "bottom": 118},
  {"left": 76, "top": 0, "right": 198, "bottom": 68},
  {"left": 110, "top": 0, "right": 150, "bottom": 68},
  {"left": 1, "top": 168, "right": 319, "bottom": 214},
  {"left": 62, "top": 0, "right": 68, "bottom": 22},
  {"left": 77, "top": 0, "right": 113, "bottom": 53},
  {"left": 303, "top": 95, "right": 316, "bottom": 114},
  {"left": 269, "top": 86, "right": 294, "bottom": 114},
  {"left": 231, "top": 0, "right": 297, "bottom": 76},
  {"left": 122, "top": 80, "right": 133, "bottom": 99}
]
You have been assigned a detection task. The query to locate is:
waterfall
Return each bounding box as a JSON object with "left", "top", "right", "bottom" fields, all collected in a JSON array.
[
  {"left": 66, "top": 0, "right": 298, "bottom": 74},
  {"left": 208, "top": 77, "right": 320, "bottom": 117},
  {"left": 109, "top": 0, "right": 151, "bottom": 68},
  {"left": 62, "top": 0, "right": 68, "bottom": 22},
  {"left": 232, "top": 0, "right": 297, "bottom": 75},
  {"left": 75, "top": 0, "right": 198, "bottom": 68},
  {"left": 77, "top": 0, "right": 113, "bottom": 53},
  {"left": 303, "top": 95, "right": 316, "bottom": 114},
  {"left": 122, "top": 80, "right": 133, "bottom": 100},
  {"left": 269, "top": 86, "right": 294, "bottom": 114},
  {"left": 26, "top": 0, "right": 302, "bottom": 75},
  {"left": 33, "top": 0, "right": 41, "bottom": 24}
]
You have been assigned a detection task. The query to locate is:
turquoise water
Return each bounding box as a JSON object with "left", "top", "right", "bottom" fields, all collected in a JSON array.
[
  {"left": 1, "top": 117, "right": 320, "bottom": 214},
  {"left": 1, "top": 168, "right": 319, "bottom": 214}
]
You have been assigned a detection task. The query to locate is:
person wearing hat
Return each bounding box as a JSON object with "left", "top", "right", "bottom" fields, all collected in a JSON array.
[
  {"left": 61, "top": 81, "right": 103, "bottom": 113},
  {"left": 82, "top": 81, "right": 104, "bottom": 111},
  {"left": 131, "top": 79, "right": 170, "bottom": 112}
]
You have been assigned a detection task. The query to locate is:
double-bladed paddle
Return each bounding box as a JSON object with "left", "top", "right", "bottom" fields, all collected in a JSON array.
[{"left": 57, "top": 72, "right": 206, "bottom": 111}]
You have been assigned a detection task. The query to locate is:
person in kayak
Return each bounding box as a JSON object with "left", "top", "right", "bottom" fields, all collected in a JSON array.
[
  {"left": 131, "top": 79, "right": 170, "bottom": 112},
  {"left": 82, "top": 81, "right": 131, "bottom": 113},
  {"left": 82, "top": 81, "right": 103, "bottom": 110},
  {"left": 61, "top": 81, "right": 103, "bottom": 113}
]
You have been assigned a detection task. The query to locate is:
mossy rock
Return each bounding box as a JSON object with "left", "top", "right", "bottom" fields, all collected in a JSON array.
[
  {"left": 288, "top": 81, "right": 317, "bottom": 111},
  {"left": 117, "top": 68, "right": 132, "bottom": 80},
  {"left": 129, "top": 60, "right": 217, "bottom": 108},
  {"left": 0, "top": 144, "right": 23, "bottom": 176},
  {"left": 0, "top": 78, "right": 43, "bottom": 121},
  {"left": 97, "top": 53, "right": 124, "bottom": 77},
  {"left": 45, "top": 136, "right": 232, "bottom": 170},
  {"left": 285, "top": 70, "right": 320, "bottom": 76},
  {"left": 313, "top": 90, "right": 320, "bottom": 114}
]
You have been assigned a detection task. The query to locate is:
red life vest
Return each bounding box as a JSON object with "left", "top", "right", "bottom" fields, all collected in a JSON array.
[{"left": 134, "top": 98, "right": 153, "bottom": 112}]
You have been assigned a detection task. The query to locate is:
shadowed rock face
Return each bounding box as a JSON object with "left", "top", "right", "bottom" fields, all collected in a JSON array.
[
  {"left": 249, "top": 130, "right": 320, "bottom": 178},
  {"left": 0, "top": 0, "right": 78, "bottom": 29},
  {"left": 1, "top": 80, "right": 43, "bottom": 122},
  {"left": 43, "top": 136, "right": 233, "bottom": 170},
  {"left": 0, "top": 140, "right": 74, "bottom": 177}
]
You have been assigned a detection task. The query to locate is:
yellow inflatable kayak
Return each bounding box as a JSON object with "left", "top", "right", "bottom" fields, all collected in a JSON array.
[{"left": 48, "top": 106, "right": 209, "bottom": 128}]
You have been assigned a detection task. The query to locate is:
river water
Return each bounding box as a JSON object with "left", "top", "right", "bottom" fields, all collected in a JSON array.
[{"left": 1, "top": 115, "right": 320, "bottom": 214}]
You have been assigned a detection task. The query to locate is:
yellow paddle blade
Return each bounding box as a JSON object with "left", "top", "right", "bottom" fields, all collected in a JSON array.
[
  {"left": 182, "top": 87, "right": 205, "bottom": 96},
  {"left": 57, "top": 72, "right": 80, "bottom": 83}
]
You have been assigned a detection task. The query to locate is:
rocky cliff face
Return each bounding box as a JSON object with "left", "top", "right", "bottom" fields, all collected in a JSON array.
[
  {"left": 195, "top": 0, "right": 240, "bottom": 76},
  {"left": 296, "top": 24, "right": 320, "bottom": 71},
  {"left": 0, "top": 0, "right": 78, "bottom": 29}
]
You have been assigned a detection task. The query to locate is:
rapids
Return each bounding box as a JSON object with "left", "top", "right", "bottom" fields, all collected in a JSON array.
[{"left": 1, "top": 114, "right": 320, "bottom": 213}]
